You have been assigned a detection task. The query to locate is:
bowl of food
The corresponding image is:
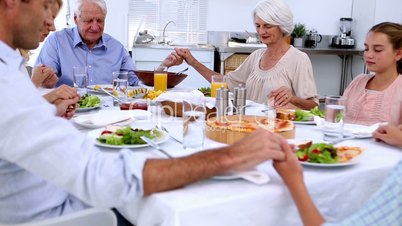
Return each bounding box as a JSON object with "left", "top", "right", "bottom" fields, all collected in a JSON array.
[{"left": 134, "top": 70, "right": 188, "bottom": 88}]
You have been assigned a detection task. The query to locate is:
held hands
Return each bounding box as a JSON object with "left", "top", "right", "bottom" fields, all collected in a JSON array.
[
  {"left": 43, "top": 85, "right": 80, "bottom": 119},
  {"left": 373, "top": 124, "right": 402, "bottom": 148},
  {"left": 31, "top": 64, "right": 58, "bottom": 88},
  {"left": 268, "top": 86, "right": 294, "bottom": 108},
  {"left": 229, "top": 129, "right": 286, "bottom": 171},
  {"left": 53, "top": 96, "right": 79, "bottom": 119},
  {"left": 161, "top": 50, "right": 183, "bottom": 68},
  {"left": 273, "top": 141, "right": 304, "bottom": 185}
]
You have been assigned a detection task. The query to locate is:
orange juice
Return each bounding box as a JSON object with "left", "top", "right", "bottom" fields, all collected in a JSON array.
[
  {"left": 154, "top": 72, "right": 167, "bottom": 91},
  {"left": 211, "top": 82, "right": 228, "bottom": 97}
]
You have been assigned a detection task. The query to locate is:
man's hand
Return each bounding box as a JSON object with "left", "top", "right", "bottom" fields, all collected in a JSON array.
[
  {"left": 228, "top": 128, "right": 286, "bottom": 171},
  {"left": 373, "top": 123, "right": 402, "bottom": 148},
  {"left": 161, "top": 50, "right": 183, "bottom": 68},
  {"left": 53, "top": 96, "right": 79, "bottom": 119},
  {"left": 43, "top": 85, "right": 80, "bottom": 104},
  {"left": 31, "top": 64, "right": 58, "bottom": 88}
]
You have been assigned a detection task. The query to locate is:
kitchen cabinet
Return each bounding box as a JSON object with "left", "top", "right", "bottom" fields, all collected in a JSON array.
[{"left": 132, "top": 45, "right": 215, "bottom": 89}]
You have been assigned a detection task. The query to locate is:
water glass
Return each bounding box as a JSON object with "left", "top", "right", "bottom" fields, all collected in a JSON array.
[
  {"left": 211, "top": 75, "right": 228, "bottom": 97},
  {"left": 323, "top": 95, "right": 346, "bottom": 141},
  {"left": 154, "top": 66, "right": 168, "bottom": 91},
  {"left": 183, "top": 99, "right": 206, "bottom": 151},
  {"left": 262, "top": 107, "right": 276, "bottom": 132},
  {"left": 112, "top": 71, "right": 128, "bottom": 101},
  {"left": 73, "top": 66, "right": 88, "bottom": 96}
]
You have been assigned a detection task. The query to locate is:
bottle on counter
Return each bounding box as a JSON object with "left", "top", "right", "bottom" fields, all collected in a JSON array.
[{"left": 233, "top": 84, "right": 246, "bottom": 115}]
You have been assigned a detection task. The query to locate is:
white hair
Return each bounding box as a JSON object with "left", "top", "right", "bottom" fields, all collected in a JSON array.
[
  {"left": 74, "top": 0, "right": 107, "bottom": 17},
  {"left": 253, "top": 0, "right": 294, "bottom": 36}
]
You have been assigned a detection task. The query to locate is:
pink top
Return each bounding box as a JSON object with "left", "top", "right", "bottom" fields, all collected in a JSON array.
[{"left": 343, "top": 74, "right": 402, "bottom": 126}]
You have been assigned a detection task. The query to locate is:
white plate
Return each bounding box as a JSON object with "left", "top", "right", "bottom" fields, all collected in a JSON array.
[
  {"left": 293, "top": 120, "right": 316, "bottom": 125},
  {"left": 73, "top": 115, "right": 134, "bottom": 129},
  {"left": 212, "top": 170, "right": 270, "bottom": 184},
  {"left": 300, "top": 157, "right": 361, "bottom": 167},
  {"left": 88, "top": 128, "right": 169, "bottom": 149},
  {"left": 75, "top": 104, "right": 101, "bottom": 112},
  {"left": 88, "top": 85, "right": 148, "bottom": 98},
  {"left": 88, "top": 84, "right": 113, "bottom": 94}
]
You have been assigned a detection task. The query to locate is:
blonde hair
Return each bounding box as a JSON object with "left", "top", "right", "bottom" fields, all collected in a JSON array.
[{"left": 253, "top": 0, "right": 294, "bottom": 36}]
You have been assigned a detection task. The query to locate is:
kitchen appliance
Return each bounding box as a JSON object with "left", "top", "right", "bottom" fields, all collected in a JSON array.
[
  {"left": 305, "top": 29, "right": 322, "bottom": 48},
  {"left": 331, "top": 17, "right": 355, "bottom": 48}
]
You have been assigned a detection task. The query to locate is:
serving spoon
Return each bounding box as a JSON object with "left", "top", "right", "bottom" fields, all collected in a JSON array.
[
  {"left": 100, "top": 87, "right": 124, "bottom": 103},
  {"left": 175, "top": 67, "right": 188, "bottom": 76}
]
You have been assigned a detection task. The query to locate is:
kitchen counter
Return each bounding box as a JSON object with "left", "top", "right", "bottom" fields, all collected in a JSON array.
[
  {"left": 133, "top": 43, "right": 215, "bottom": 51},
  {"left": 215, "top": 43, "right": 364, "bottom": 94}
]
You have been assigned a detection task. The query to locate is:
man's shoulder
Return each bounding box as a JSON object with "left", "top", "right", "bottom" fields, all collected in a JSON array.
[
  {"left": 47, "top": 27, "right": 74, "bottom": 42},
  {"left": 103, "top": 33, "right": 124, "bottom": 47}
]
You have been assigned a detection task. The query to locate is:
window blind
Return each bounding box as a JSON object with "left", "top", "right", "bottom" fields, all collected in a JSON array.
[{"left": 128, "top": 0, "right": 208, "bottom": 46}]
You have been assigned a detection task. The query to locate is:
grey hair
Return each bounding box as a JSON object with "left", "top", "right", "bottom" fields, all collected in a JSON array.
[
  {"left": 74, "top": 0, "right": 108, "bottom": 17},
  {"left": 253, "top": 0, "right": 294, "bottom": 36}
]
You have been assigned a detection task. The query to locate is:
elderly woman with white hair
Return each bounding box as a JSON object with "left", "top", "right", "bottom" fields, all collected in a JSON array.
[{"left": 163, "top": 0, "right": 318, "bottom": 109}]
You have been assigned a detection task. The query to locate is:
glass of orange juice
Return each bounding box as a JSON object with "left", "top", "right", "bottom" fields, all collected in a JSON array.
[
  {"left": 211, "top": 75, "right": 228, "bottom": 97},
  {"left": 154, "top": 66, "right": 168, "bottom": 91}
]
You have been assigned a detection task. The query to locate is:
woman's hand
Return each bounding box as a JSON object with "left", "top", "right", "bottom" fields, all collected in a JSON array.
[
  {"left": 273, "top": 140, "right": 303, "bottom": 185},
  {"left": 31, "top": 64, "right": 58, "bottom": 88},
  {"left": 268, "top": 86, "right": 294, "bottom": 108},
  {"left": 174, "top": 48, "right": 197, "bottom": 66},
  {"left": 161, "top": 51, "right": 183, "bottom": 68},
  {"left": 373, "top": 124, "right": 402, "bottom": 148}
]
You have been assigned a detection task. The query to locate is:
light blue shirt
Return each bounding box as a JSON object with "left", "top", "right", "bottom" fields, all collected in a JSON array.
[
  {"left": 35, "top": 27, "right": 138, "bottom": 87},
  {"left": 324, "top": 160, "right": 402, "bottom": 226},
  {"left": 0, "top": 41, "right": 147, "bottom": 224}
]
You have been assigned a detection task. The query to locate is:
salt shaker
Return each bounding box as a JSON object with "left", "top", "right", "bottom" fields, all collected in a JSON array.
[
  {"left": 215, "top": 87, "right": 229, "bottom": 118},
  {"left": 233, "top": 85, "right": 246, "bottom": 115}
]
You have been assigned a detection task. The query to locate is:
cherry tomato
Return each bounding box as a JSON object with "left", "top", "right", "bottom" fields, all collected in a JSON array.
[
  {"left": 298, "top": 154, "right": 309, "bottom": 161},
  {"left": 312, "top": 149, "right": 321, "bottom": 154},
  {"left": 101, "top": 130, "right": 112, "bottom": 135}
]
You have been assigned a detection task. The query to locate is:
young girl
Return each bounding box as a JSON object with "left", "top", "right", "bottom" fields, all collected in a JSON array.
[
  {"left": 343, "top": 22, "right": 402, "bottom": 126},
  {"left": 274, "top": 22, "right": 402, "bottom": 226}
]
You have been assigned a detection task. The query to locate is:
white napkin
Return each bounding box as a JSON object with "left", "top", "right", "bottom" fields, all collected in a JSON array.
[
  {"left": 126, "top": 110, "right": 152, "bottom": 120},
  {"left": 90, "top": 110, "right": 133, "bottom": 126},
  {"left": 155, "top": 90, "right": 204, "bottom": 103}
]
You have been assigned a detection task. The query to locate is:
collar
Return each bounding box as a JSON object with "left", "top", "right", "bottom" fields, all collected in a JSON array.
[
  {"left": 0, "top": 41, "right": 25, "bottom": 70},
  {"left": 72, "top": 26, "right": 107, "bottom": 50}
]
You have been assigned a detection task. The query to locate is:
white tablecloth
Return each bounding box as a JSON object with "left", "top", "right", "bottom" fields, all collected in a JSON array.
[{"left": 75, "top": 99, "right": 402, "bottom": 226}]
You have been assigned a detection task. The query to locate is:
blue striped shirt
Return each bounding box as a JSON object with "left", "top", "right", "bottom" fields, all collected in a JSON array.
[
  {"left": 325, "top": 160, "right": 402, "bottom": 226},
  {"left": 35, "top": 27, "right": 138, "bottom": 87}
]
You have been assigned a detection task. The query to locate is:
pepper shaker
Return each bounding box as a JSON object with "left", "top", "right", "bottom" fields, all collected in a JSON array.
[
  {"left": 233, "top": 85, "right": 246, "bottom": 115},
  {"left": 215, "top": 87, "right": 229, "bottom": 119}
]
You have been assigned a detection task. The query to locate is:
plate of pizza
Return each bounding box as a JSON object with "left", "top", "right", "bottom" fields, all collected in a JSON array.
[{"left": 206, "top": 115, "right": 295, "bottom": 144}]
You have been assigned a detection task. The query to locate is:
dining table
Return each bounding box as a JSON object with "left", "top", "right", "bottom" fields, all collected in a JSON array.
[{"left": 73, "top": 87, "right": 402, "bottom": 226}]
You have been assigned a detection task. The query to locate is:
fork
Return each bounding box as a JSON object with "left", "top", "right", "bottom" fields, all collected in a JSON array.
[
  {"left": 156, "top": 125, "right": 183, "bottom": 144},
  {"left": 140, "top": 136, "right": 173, "bottom": 159}
]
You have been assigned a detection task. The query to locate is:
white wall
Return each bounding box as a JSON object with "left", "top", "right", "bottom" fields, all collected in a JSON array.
[{"left": 207, "top": 0, "right": 352, "bottom": 35}]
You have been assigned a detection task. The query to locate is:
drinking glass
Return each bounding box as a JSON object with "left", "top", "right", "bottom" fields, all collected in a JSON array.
[
  {"left": 323, "top": 95, "right": 346, "bottom": 141},
  {"left": 73, "top": 66, "right": 88, "bottom": 96},
  {"left": 183, "top": 98, "right": 206, "bottom": 151},
  {"left": 154, "top": 66, "right": 168, "bottom": 91},
  {"left": 211, "top": 75, "right": 228, "bottom": 98},
  {"left": 112, "top": 71, "right": 129, "bottom": 101}
]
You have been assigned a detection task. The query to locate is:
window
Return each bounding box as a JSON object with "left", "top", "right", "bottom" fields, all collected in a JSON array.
[{"left": 128, "top": 0, "right": 208, "bottom": 46}]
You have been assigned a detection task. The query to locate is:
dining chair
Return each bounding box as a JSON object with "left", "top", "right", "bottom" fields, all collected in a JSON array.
[{"left": 0, "top": 208, "right": 117, "bottom": 226}]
